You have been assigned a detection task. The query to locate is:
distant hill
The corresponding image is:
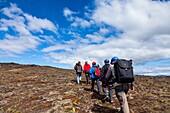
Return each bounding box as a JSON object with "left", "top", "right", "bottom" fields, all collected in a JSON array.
[{"left": 0, "top": 63, "right": 169, "bottom": 113}]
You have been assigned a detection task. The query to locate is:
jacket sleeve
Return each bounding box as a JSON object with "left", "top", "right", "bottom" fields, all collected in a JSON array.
[{"left": 74, "top": 65, "right": 77, "bottom": 70}]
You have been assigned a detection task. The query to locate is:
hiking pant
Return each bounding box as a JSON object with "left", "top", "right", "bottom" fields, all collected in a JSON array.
[
  {"left": 76, "top": 73, "right": 82, "bottom": 84},
  {"left": 102, "top": 78, "right": 107, "bottom": 97},
  {"left": 102, "top": 86, "right": 107, "bottom": 97},
  {"left": 91, "top": 78, "right": 100, "bottom": 94},
  {"left": 108, "top": 84, "right": 113, "bottom": 102},
  {"left": 85, "top": 72, "right": 90, "bottom": 84},
  {"left": 115, "top": 91, "right": 129, "bottom": 113}
]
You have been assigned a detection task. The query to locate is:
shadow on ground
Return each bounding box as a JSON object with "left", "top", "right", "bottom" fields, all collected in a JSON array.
[{"left": 91, "top": 104, "right": 118, "bottom": 113}]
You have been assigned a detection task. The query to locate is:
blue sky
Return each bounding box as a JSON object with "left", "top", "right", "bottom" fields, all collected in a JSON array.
[{"left": 0, "top": 0, "right": 170, "bottom": 75}]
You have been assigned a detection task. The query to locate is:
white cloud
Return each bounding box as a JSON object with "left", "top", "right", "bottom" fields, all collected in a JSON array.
[
  {"left": 24, "top": 14, "right": 57, "bottom": 34},
  {"left": 92, "top": 0, "right": 170, "bottom": 42},
  {"left": 63, "top": 7, "right": 93, "bottom": 28},
  {"left": 42, "top": 44, "right": 73, "bottom": 52},
  {"left": 86, "top": 33, "right": 105, "bottom": 43},
  {"left": 99, "top": 28, "right": 110, "bottom": 34},
  {"left": 68, "top": 31, "right": 81, "bottom": 39},
  {"left": 71, "top": 17, "right": 91, "bottom": 28},
  {"left": 43, "top": 52, "right": 82, "bottom": 67},
  {"left": 135, "top": 61, "right": 170, "bottom": 75},
  {"left": 0, "top": 50, "right": 18, "bottom": 58},
  {"left": 63, "top": 7, "right": 76, "bottom": 17},
  {"left": 0, "top": 4, "right": 58, "bottom": 56},
  {"left": 0, "top": 35, "right": 40, "bottom": 53},
  {"left": 0, "top": 4, "right": 30, "bottom": 36},
  {"left": 1, "top": 3, "right": 23, "bottom": 18},
  {"left": 39, "top": 35, "right": 57, "bottom": 44},
  {"left": 91, "top": 0, "right": 170, "bottom": 62}
]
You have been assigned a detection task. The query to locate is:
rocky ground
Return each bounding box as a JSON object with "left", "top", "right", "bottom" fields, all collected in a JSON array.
[{"left": 0, "top": 63, "right": 169, "bottom": 113}]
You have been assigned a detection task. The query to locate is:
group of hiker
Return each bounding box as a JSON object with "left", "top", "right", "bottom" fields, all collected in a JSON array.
[{"left": 74, "top": 56, "right": 134, "bottom": 113}]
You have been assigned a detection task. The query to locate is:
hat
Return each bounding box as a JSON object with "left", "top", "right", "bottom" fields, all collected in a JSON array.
[
  {"left": 111, "top": 56, "right": 118, "bottom": 63},
  {"left": 92, "top": 61, "right": 96, "bottom": 65}
]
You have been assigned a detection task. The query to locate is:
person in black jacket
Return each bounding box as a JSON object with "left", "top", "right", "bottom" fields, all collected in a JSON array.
[
  {"left": 101, "top": 59, "right": 110, "bottom": 99},
  {"left": 105, "top": 58, "right": 115, "bottom": 103},
  {"left": 74, "top": 61, "right": 83, "bottom": 84}
]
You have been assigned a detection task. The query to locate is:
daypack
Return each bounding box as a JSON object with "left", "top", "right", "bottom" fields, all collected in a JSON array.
[
  {"left": 77, "top": 65, "right": 82, "bottom": 73},
  {"left": 114, "top": 59, "right": 134, "bottom": 83},
  {"left": 94, "top": 67, "right": 100, "bottom": 77}
]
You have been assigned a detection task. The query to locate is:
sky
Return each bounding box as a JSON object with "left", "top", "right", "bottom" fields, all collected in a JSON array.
[{"left": 0, "top": 0, "right": 170, "bottom": 75}]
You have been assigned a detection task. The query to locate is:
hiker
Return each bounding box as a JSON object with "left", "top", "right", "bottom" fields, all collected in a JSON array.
[
  {"left": 104, "top": 59, "right": 115, "bottom": 103},
  {"left": 74, "top": 61, "right": 83, "bottom": 84},
  {"left": 101, "top": 59, "right": 110, "bottom": 99},
  {"left": 83, "top": 61, "right": 91, "bottom": 84},
  {"left": 89, "top": 61, "right": 101, "bottom": 94},
  {"left": 105, "top": 56, "right": 134, "bottom": 113}
]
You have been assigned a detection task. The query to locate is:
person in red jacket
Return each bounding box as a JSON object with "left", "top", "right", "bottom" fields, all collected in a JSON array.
[{"left": 83, "top": 61, "right": 91, "bottom": 84}]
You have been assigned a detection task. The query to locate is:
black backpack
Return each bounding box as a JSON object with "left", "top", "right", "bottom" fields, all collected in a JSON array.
[{"left": 114, "top": 59, "right": 134, "bottom": 83}]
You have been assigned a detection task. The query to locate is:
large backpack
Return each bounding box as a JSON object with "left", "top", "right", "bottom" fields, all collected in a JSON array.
[
  {"left": 114, "top": 59, "right": 134, "bottom": 83},
  {"left": 94, "top": 67, "right": 100, "bottom": 77}
]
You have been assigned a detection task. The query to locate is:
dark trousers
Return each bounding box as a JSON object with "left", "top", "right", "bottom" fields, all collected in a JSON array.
[
  {"left": 85, "top": 72, "right": 90, "bottom": 84},
  {"left": 102, "top": 78, "right": 107, "bottom": 97},
  {"left": 108, "top": 84, "right": 113, "bottom": 101},
  {"left": 91, "top": 78, "right": 100, "bottom": 94}
]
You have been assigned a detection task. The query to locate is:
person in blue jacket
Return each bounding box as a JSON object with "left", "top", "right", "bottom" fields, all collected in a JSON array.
[{"left": 89, "top": 61, "right": 101, "bottom": 94}]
